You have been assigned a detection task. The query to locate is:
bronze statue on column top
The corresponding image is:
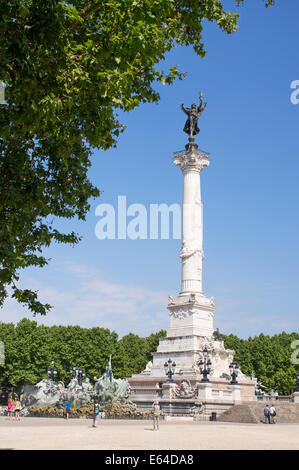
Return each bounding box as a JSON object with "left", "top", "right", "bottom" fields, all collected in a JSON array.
[{"left": 181, "top": 92, "right": 207, "bottom": 149}]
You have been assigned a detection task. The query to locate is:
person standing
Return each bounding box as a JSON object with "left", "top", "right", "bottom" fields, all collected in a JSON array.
[
  {"left": 65, "top": 400, "right": 71, "bottom": 420},
  {"left": 152, "top": 401, "right": 161, "bottom": 431},
  {"left": 14, "top": 399, "right": 21, "bottom": 421},
  {"left": 7, "top": 399, "right": 13, "bottom": 420},
  {"left": 269, "top": 404, "right": 276, "bottom": 424},
  {"left": 155, "top": 383, "right": 163, "bottom": 399},
  {"left": 92, "top": 400, "right": 100, "bottom": 428},
  {"left": 264, "top": 404, "right": 271, "bottom": 424}
]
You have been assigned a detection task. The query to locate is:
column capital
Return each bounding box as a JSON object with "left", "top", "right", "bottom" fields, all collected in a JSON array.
[{"left": 173, "top": 147, "right": 210, "bottom": 173}]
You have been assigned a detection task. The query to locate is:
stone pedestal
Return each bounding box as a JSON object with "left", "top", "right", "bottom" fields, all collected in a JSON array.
[
  {"left": 196, "top": 382, "right": 212, "bottom": 400},
  {"left": 150, "top": 335, "right": 235, "bottom": 379},
  {"left": 293, "top": 392, "right": 299, "bottom": 404},
  {"left": 162, "top": 383, "right": 176, "bottom": 399},
  {"left": 229, "top": 385, "right": 241, "bottom": 403}
]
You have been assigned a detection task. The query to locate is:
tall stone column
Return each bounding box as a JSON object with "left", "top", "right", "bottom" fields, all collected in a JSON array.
[
  {"left": 166, "top": 145, "right": 215, "bottom": 338},
  {"left": 178, "top": 149, "right": 208, "bottom": 294}
]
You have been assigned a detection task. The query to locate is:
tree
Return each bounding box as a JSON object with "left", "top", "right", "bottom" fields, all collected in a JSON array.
[
  {"left": 1, "top": 319, "right": 297, "bottom": 394},
  {"left": 224, "top": 331, "right": 299, "bottom": 394},
  {"left": 145, "top": 329, "right": 167, "bottom": 363},
  {"left": 0, "top": 1, "right": 274, "bottom": 315},
  {"left": 118, "top": 333, "right": 149, "bottom": 377},
  {"left": 0, "top": 319, "right": 166, "bottom": 388},
  {"left": 0, "top": 318, "right": 52, "bottom": 387},
  {"left": 0, "top": 319, "right": 121, "bottom": 388}
]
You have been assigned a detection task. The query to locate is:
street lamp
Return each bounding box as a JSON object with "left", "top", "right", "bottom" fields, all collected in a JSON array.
[
  {"left": 294, "top": 372, "right": 299, "bottom": 392},
  {"left": 198, "top": 346, "right": 212, "bottom": 383},
  {"left": 229, "top": 361, "right": 239, "bottom": 385},
  {"left": 47, "top": 358, "right": 57, "bottom": 382},
  {"left": 78, "top": 367, "right": 85, "bottom": 386},
  {"left": 70, "top": 365, "right": 85, "bottom": 386},
  {"left": 70, "top": 365, "right": 77, "bottom": 379},
  {"left": 164, "top": 358, "right": 176, "bottom": 383}
]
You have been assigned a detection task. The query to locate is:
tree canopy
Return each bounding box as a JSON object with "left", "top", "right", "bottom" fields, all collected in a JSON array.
[
  {"left": 0, "top": 318, "right": 166, "bottom": 388},
  {"left": 0, "top": 319, "right": 297, "bottom": 396},
  {"left": 0, "top": 0, "right": 274, "bottom": 314},
  {"left": 223, "top": 331, "right": 299, "bottom": 395}
]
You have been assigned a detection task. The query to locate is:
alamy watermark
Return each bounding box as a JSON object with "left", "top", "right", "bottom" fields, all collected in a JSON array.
[
  {"left": 95, "top": 196, "right": 181, "bottom": 240},
  {"left": 290, "top": 80, "right": 299, "bottom": 105}
]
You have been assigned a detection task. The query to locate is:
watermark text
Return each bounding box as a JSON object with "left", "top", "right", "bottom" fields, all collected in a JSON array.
[
  {"left": 290, "top": 80, "right": 299, "bottom": 105},
  {"left": 95, "top": 196, "right": 181, "bottom": 240}
]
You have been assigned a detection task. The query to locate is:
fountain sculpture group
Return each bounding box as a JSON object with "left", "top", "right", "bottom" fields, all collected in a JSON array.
[{"left": 23, "top": 357, "right": 130, "bottom": 408}]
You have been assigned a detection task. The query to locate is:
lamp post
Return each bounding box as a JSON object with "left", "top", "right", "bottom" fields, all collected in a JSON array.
[
  {"left": 164, "top": 358, "right": 176, "bottom": 383},
  {"left": 229, "top": 361, "right": 239, "bottom": 385},
  {"left": 47, "top": 358, "right": 57, "bottom": 382},
  {"left": 70, "top": 365, "right": 85, "bottom": 386},
  {"left": 198, "top": 346, "right": 212, "bottom": 383},
  {"left": 294, "top": 372, "right": 299, "bottom": 393},
  {"left": 70, "top": 365, "right": 77, "bottom": 379},
  {"left": 78, "top": 367, "right": 85, "bottom": 386}
]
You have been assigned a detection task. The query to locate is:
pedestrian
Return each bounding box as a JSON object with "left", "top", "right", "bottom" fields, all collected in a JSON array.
[
  {"left": 152, "top": 400, "right": 161, "bottom": 431},
  {"left": 92, "top": 400, "right": 100, "bottom": 428},
  {"left": 14, "top": 399, "right": 21, "bottom": 421},
  {"left": 7, "top": 399, "right": 13, "bottom": 420},
  {"left": 274, "top": 391, "right": 279, "bottom": 401},
  {"left": 269, "top": 404, "right": 276, "bottom": 424},
  {"left": 264, "top": 404, "right": 271, "bottom": 424},
  {"left": 155, "top": 382, "right": 163, "bottom": 399},
  {"left": 65, "top": 400, "right": 71, "bottom": 420}
]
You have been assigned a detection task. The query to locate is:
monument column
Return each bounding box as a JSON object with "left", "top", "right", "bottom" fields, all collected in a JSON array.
[
  {"left": 166, "top": 146, "right": 215, "bottom": 339},
  {"left": 177, "top": 149, "right": 209, "bottom": 295},
  {"left": 129, "top": 93, "right": 257, "bottom": 403}
]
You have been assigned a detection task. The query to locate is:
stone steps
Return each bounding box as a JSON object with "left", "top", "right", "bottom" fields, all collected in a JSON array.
[{"left": 218, "top": 403, "right": 299, "bottom": 424}]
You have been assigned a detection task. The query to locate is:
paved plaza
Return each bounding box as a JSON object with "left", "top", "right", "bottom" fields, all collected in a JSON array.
[{"left": 0, "top": 417, "right": 298, "bottom": 450}]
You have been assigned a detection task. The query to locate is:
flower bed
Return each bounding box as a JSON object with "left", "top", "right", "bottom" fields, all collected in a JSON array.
[{"left": 26, "top": 402, "right": 153, "bottom": 419}]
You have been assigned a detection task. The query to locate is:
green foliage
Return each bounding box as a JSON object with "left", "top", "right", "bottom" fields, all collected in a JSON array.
[
  {"left": 118, "top": 333, "right": 149, "bottom": 378},
  {"left": 0, "top": 319, "right": 121, "bottom": 387},
  {"left": 223, "top": 331, "right": 299, "bottom": 395},
  {"left": 1, "top": 318, "right": 296, "bottom": 395},
  {"left": 118, "top": 329, "right": 166, "bottom": 377},
  {"left": 0, "top": 319, "right": 165, "bottom": 388},
  {"left": 145, "top": 330, "right": 167, "bottom": 363},
  {"left": 0, "top": 0, "right": 273, "bottom": 315}
]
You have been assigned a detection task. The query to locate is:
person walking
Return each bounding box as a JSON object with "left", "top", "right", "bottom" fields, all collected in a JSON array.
[
  {"left": 152, "top": 401, "right": 161, "bottom": 431},
  {"left": 92, "top": 400, "right": 100, "bottom": 428},
  {"left": 14, "top": 399, "right": 21, "bottom": 421},
  {"left": 65, "top": 400, "right": 71, "bottom": 420},
  {"left": 264, "top": 404, "right": 271, "bottom": 424},
  {"left": 269, "top": 404, "right": 276, "bottom": 424}
]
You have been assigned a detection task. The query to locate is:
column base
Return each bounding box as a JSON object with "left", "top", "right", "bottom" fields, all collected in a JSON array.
[{"left": 167, "top": 292, "right": 215, "bottom": 338}]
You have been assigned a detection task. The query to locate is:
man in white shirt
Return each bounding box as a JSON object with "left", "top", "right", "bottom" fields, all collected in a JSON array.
[{"left": 269, "top": 404, "right": 276, "bottom": 424}]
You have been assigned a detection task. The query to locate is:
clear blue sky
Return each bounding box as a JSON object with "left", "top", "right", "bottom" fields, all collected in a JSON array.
[{"left": 2, "top": 0, "right": 299, "bottom": 339}]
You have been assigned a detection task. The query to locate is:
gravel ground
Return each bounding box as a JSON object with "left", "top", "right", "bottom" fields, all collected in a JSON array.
[{"left": 0, "top": 416, "right": 298, "bottom": 450}]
